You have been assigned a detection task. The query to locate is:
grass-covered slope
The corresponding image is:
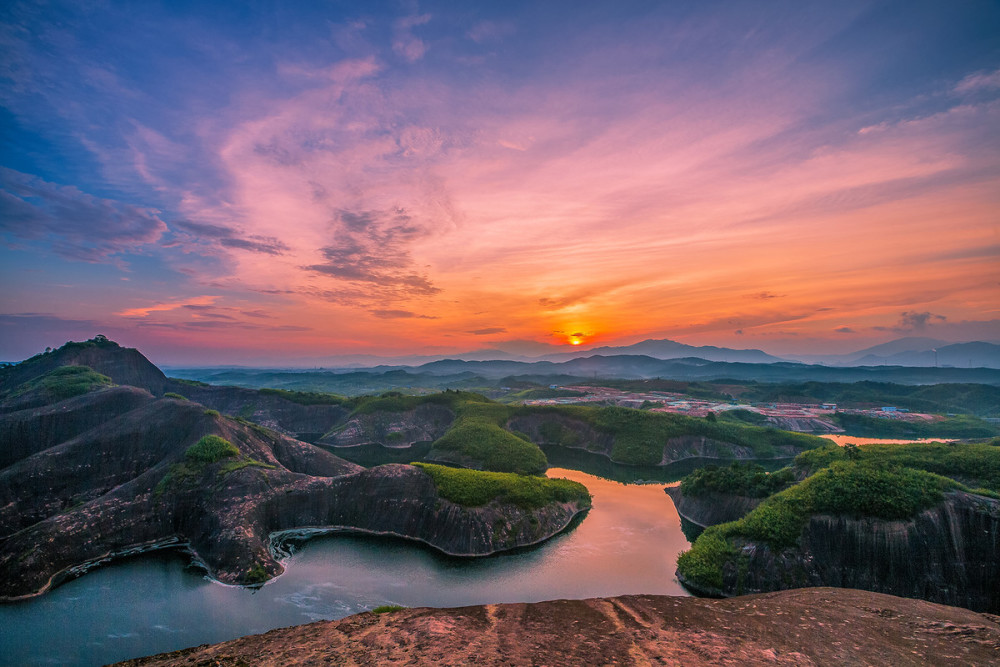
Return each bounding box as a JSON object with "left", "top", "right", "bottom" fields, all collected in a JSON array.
[
  {"left": 412, "top": 463, "right": 591, "bottom": 510},
  {"left": 676, "top": 440, "right": 1000, "bottom": 593},
  {"left": 680, "top": 462, "right": 796, "bottom": 499},
  {"left": 3, "top": 365, "right": 113, "bottom": 408},
  {"left": 326, "top": 390, "right": 826, "bottom": 471},
  {"left": 578, "top": 406, "right": 825, "bottom": 465}
]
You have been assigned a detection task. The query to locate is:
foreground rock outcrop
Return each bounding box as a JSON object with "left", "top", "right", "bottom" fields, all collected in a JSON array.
[{"left": 117, "top": 588, "right": 1000, "bottom": 666}]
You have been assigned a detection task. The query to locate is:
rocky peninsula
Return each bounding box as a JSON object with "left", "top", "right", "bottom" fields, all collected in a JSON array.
[{"left": 0, "top": 339, "right": 590, "bottom": 599}]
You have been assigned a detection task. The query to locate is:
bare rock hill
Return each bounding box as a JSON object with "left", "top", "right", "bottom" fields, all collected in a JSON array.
[
  {"left": 0, "top": 336, "right": 169, "bottom": 396},
  {"left": 117, "top": 588, "right": 1000, "bottom": 666},
  {"left": 0, "top": 391, "right": 586, "bottom": 599}
]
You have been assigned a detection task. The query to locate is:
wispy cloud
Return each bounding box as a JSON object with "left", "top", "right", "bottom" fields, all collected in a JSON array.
[
  {"left": 117, "top": 296, "right": 219, "bottom": 318},
  {"left": 0, "top": 168, "right": 166, "bottom": 261},
  {"left": 171, "top": 220, "right": 289, "bottom": 255},
  {"left": 393, "top": 14, "right": 432, "bottom": 62},
  {"left": 954, "top": 68, "right": 1000, "bottom": 94},
  {"left": 370, "top": 309, "right": 438, "bottom": 319}
]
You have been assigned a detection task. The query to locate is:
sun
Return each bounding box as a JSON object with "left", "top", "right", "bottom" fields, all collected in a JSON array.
[{"left": 571, "top": 339, "right": 581, "bottom": 345}]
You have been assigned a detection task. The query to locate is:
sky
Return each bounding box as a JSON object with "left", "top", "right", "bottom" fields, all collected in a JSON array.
[{"left": 1, "top": 0, "right": 999, "bottom": 365}]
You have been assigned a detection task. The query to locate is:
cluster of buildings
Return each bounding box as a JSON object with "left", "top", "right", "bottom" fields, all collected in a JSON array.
[{"left": 520, "top": 386, "right": 938, "bottom": 426}]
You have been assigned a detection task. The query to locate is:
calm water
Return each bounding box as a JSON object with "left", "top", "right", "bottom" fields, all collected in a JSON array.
[
  {"left": 820, "top": 435, "right": 956, "bottom": 446},
  {"left": 0, "top": 469, "right": 690, "bottom": 666}
]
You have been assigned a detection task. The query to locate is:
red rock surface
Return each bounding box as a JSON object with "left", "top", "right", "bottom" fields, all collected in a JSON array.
[{"left": 118, "top": 588, "right": 1000, "bottom": 666}]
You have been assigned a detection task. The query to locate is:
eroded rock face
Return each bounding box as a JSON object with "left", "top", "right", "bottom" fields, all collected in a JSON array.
[
  {"left": 0, "top": 393, "right": 585, "bottom": 600},
  {"left": 695, "top": 492, "right": 1000, "bottom": 613},
  {"left": 117, "top": 588, "right": 1000, "bottom": 667},
  {"left": 0, "top": 385, "right": 154, "bottom": 468},
  {"left": 167, "top": 383, "right": 351, "bottom": 437},
  {"left": 663, "top": 486, "right": 762, "bottom": 528},
  {"left": 319, "top": 403, "right": 455, "bottom": 447},
  {"left": 506, "top": 413, "right": 612, "bottom": 453}
]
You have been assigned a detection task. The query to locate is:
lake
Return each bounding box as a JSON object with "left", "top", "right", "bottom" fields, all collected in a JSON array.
[
  {"left": 820, "top": 435, "right": 956, "bottom": 446},
  {"left": 0, "top": 468, "right": 691, "bottom": 666}
]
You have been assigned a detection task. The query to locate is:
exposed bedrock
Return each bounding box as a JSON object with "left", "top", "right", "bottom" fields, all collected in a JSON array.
[
  {"left": 168, "top": 383, "right": 351, "bottom": 436},
  {"left": 663, "top": 486, "right": 762, "bottom": 528},
  {"left": 119, "top": 588, "right": 1000, "bottom": 667},
  {"left": 318, "top": 403, "right": 456, "bottom": 447},
  {"left": 687, "top": 491, "right": 1000, "bottom": 613},
  {"left": 0, "top": 385, "right": 154, "bottom": 468}
]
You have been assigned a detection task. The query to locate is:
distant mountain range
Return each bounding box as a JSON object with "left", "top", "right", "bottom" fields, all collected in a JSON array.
[
  {"left": 264, "top": 338, "right": 789, "bottom": 369},
  {"left": 790, "top": 338, "right": 1000, "bottom": 369},
  {"left": 248, "top": 336, "right": 1000, "bottom": 372}
]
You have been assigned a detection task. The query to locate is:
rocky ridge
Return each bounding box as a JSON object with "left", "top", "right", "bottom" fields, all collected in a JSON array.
[{"left": 117, "top": 588, "right": 1000, "bottom": 666}]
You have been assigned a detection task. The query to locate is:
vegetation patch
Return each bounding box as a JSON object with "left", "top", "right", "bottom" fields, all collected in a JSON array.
[
  {"left": 681, "top": 462, "right": 796, "bottom": 498},
  {"left": 10, "top": 365, "right": 113, "bottom": 402},
  {"left": 219, "top": 458, "right": 276, "bottom": 475},
  {"left": 371, "top": 604, "right": 406, "bottom": 614},
  {"left": 203, "top": 409, "right": 220, "bottom": 417},
  {"left": 246, "top": 563, "right": 269, "bottom": 585},
  {"left": 796, "top": 441, "right": 1000, "bottom": 492},
  {"left": 170, "top": 378, "right": 211, "bottom": 387},
  {"left": 568, "top": 406, "right": 825, "bottom": 466},
  {"left": 501, "top": 387, "right": 588, "bottom": 402},
  {"left": 832, "top": 412, "right": 997, "bottom": 439},
  {"left": 185, "top": 435, "right": 239, "bottom": 463},
  {"left": 259, "top": 387, "right": 348, "bottom": 405},
  {"left": 412, "top": 463, "right": 591, "bottom": 510},
  {"left": 430, "top": 420, "right": 547, "bottom": 475},
  {"left": 349, "top": 390, "right": 479, "bottom": 415},
  {"left": 163, "top": 392, "right": 187, "bottom": 400}
]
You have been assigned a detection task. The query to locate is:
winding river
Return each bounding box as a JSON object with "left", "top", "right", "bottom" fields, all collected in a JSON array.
[{"left": 1, "top": 468, "right": 691, "bottom": 666}]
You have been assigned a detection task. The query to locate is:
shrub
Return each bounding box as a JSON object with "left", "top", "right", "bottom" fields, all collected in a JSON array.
[
  {"left": 412, "top": 463, "right": 591, "bottom": 510},
  {"left": 185, "top": 435, "right": 239, "bottom": 463},
  {"left": 246, "top": 563, "right": 269, "bottom": 585},
  {"left": 203, "top": 409, "right": 220, "bottom": 417},
  {"left": 680, "top": 462, "right": 796, "bottom": 498},
  {"left": 259, "top": 388, "right": 347, "bottom": 405},
  {"left": 371, "top": 604, "right": 406, "bottom": 614},
  {"left": 163, "top": 392, "right": 187, "bottom": 400}
]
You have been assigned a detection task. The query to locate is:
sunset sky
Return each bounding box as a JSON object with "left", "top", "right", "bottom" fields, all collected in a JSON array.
[{"left": 2, "top": 1, "right": 998, "bottom": 365}]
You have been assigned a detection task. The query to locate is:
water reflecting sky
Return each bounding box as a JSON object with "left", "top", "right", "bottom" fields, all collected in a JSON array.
[{"left": 1, "top": 469, "right": 690, "bottom": 666}]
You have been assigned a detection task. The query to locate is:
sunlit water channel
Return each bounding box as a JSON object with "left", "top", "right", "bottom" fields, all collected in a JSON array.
[
  {"left": 819, "top": 435, "right": 956, "bottom": 446},
  {"left": 1, "top": 469, "right": 691, "bottom": 666}
]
